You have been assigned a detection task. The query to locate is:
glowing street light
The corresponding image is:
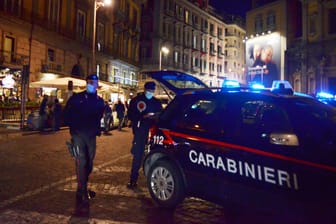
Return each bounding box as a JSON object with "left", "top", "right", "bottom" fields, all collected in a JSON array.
[
  {"left": 159, "top": 46, "right": 169, "bottom": 70},
  {"left": 92, "top": 0, "right": 112, "bottom": 74}
]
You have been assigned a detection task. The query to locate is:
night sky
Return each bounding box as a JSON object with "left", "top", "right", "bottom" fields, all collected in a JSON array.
[{"left": 209, "top": 0, "right": 252, "bottom": 17}]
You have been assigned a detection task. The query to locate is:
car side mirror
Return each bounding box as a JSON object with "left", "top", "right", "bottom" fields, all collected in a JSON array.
[{"left": 269, "top": 133, "right": 299, "bottom": 146}]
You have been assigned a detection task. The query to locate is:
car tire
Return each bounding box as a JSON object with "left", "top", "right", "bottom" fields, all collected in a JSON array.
[{"left": 147, "top": 159, "right": 185, "bottom": 208}]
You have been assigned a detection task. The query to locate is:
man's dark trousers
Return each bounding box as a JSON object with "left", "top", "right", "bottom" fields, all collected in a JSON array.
[
  {"left": 130, "top": 126, "right": 148, "bottom": 183},
  {"left": 72, "top": 133, "right": 96, "bottom": 193}
]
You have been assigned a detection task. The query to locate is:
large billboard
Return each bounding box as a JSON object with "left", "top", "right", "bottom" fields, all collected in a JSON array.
[{"left": 245, "top": 33, "right": 281, "bottom": 88}]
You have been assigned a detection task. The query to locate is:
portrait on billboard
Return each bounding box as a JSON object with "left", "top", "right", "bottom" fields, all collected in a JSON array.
[{"left": 246, "top": 33, "right": 281, "bottom": 88}]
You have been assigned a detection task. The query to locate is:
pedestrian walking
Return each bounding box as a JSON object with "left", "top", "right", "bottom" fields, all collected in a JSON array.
[
  {"left": 52, "top": 98, "right": 62, "bottom": 132},
  {"left": 103, "top": 101, "right": 113, "bottom": 135},
  {"left": 39, "top": 94, "right": 49, "bottom": 131},
  {"left": 114, "top": 98, "right": 125, "bottom": 131},
  {"left": 63, "top": 74, "right": 105, "bottom": 204},
  {"left": 127, "top": 81, "right": 163, "bottom": 189}
]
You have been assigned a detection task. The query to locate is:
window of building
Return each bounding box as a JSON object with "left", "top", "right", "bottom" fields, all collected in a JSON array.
[
  {"left": 125, "top": 2, "right": 130, "bottom": 18},
  {"left": 47, "top": 48, "right": 55, "bottom": 62},
  {"left": 97, "top": 23, "right": 105, "bottom": 52},
  {"left": 202, "top": 19, "right": 208, "bottom": 31},
  {"left": 266, "top": 11, "right": 276, "bottom": 30},
  {"left": 48, "top": 0, "right": 60, "bottom": 27},
  {"left": 76, "top": 10, "right": 86, "bottom": 40},
  {"left": 193, "top": 35, "right": 197, "bottom": 49},
  {"left": 210, "top": 42, "right": 214, "bottom": 53},
  {"left": 209, "top": 62, "right": 215, "bottom": 71},
  {"left": 328, "top": 8, "right": 336, "bottom": 34},
  {"left": 192, "top": 14, "right": 198, "bottom": 26},
  {"left": 218, "top": 45, "right": 222, "bottom": 55},
  {"left": 217, "top": 64, "right": 222, "bottom": 73},
  {"left": 174, "top": 51, "right": 179, "bottom": 64},
  {"left": 3, "top": 35, "right": 15, "bottom": 62},
  {"left": 185, "top": 9, "right": 190, "bottom": 24},
  {"left": 192, "top": 56, "right": 199, "bottom": 67},
  {"left": 2, "top": 0, "right": 21, "bottom": 15},
  {"left": 210, "top": 23, "right": 214, "bottom": 35},
  {"left": 132, "top": 9, "right": 137, "bottom": 29},
  {"left": 201, "top": 38, "right": 206, "bottom": 52},
  {"left": 255, "top": 14, "right": 263, "bottom": 33},
  {"left": 162, "top": 21, "right": 167, "bottom": 35},
  {"left": 218, "top": 27, "right": 222, "bottom": 38},
  {"left": 183, "top": 54, "right": 188, "bottom": 65},
  {"left": 309, "top": 12, "right": 317, "bottom": 36}
]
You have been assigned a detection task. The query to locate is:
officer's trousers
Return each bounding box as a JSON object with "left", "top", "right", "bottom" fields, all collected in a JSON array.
[
  {"left": 130, "top": 126, "right": 149, "bottom": 182},
  {"left": 72, "top": 133, "right": 96, "bottom": 193}
]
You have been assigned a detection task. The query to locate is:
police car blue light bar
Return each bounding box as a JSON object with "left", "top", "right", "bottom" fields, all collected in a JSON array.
[
  {"left": 222, "top": 80, "right": 240, "bottom": 88},
  {"left": 250, "top": 83, "right": 265, "bottom": 89},
  {"left": 316, "top": 92, "right": 334, "bottom": 99}
]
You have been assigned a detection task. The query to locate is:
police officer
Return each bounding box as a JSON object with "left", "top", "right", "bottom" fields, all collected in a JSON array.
[
  {"left": 127, "top": 81, "right": 163, "bottom": 188},
  {"left": 63, "top": 74, "right": 105, "bottom": 203}
]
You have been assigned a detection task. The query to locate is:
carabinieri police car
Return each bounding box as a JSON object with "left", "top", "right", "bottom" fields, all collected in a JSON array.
[{"left": 142, "top": 71, "right": 336, "bottom": 222}]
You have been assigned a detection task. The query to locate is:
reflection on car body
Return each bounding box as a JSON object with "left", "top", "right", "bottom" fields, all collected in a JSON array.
[{"left": 142, "top": 70, "right": 336, "bottom": 222}]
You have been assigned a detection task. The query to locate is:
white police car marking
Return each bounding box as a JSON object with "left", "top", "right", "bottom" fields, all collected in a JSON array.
[
  {"left": 153, "top": 135, "right": 164, "bottom": 145},
  {"left": 189, "top": 150, "right": 299, "bottom": 190}
]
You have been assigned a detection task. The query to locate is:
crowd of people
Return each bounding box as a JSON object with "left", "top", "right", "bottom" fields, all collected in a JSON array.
[{"left": 38, "top": 94, "right": 63, "bottom": 132}]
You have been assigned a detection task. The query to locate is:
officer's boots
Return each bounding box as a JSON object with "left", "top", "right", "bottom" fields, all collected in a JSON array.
[
  {"left": 76, "top": 188, "right": 96, "bottom": 203},
  {"left": 127, "top": 180, "right": 137, "bottom": 189}
]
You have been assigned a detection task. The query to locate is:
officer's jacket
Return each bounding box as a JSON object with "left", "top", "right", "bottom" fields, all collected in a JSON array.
[
  {"left": 128, "top": 93, "right": 162, "bottom": 130},
  {"left": 63, "top": 91, "right": 104, "bottom": 137}
]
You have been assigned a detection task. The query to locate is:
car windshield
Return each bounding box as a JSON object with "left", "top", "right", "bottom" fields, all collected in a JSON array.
[{"left": 164, "top": 76, "right": 207, "bottom": 89}]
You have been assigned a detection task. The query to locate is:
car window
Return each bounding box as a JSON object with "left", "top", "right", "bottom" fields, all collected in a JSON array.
[
  {"left": 287, "top": 99, "right": 336, "bottom": 147},
  {"left": 163, "top": 95, "right": 225, "bottom": 137},
  {"left": 235, "top": 100, "right": 292, "bottom": 147},
  {"left": 178, "top": 99, "right": 220, "bottom": 133}
]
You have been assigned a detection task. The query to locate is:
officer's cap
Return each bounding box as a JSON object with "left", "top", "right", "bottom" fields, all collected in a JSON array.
[
  {"left": 86, "top": 74, "right": 99, "bottom": 81},
  {"left": 144, "top": 81, "right": 155, "bottom": 90}
]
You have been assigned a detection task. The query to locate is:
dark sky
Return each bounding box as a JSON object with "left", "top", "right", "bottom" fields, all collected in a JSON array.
[{"left": 209, "top": 0, "right": 251, "bottom": 18}]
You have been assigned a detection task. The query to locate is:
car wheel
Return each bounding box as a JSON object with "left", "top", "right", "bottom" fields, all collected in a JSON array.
[{"left": 147, "top": 159, "right": 185, "bottom": 208}]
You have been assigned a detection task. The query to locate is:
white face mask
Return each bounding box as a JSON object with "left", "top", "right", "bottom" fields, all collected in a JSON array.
[
  {"left": 86, "top": 83, "right": 97, "bottom": 93},
  {"left": 145, "top": 91, "right": 154, "bottom": 99}
]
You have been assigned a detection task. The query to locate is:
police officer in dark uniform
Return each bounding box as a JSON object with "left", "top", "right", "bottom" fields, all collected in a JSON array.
[
  {"left": 127, "top": 81, "right": 163, "bottom": 188},
  {"left": 63, "top": 74, "right": 105, "bottom": 203}
]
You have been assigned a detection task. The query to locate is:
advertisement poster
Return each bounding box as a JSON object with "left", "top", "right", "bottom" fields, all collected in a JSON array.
[{"left": 245, "top": 33, "right": 281, "bottom": 88}]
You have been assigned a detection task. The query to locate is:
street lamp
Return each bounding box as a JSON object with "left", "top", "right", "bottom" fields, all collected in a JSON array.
[
  {"left": 159, "top": 46, "right": 169, "bottom": 70},
  {"left": 92, "top": 0, "right": 112, "bottom": 74}
]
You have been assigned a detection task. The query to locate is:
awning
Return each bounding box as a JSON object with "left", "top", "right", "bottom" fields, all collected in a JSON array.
[{"left": 29, "top": 77, "right": 113, "bottom": 91}]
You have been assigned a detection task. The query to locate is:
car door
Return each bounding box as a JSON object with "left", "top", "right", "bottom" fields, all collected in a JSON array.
[
  {"left": 160, "top": 94, "right": 228, "bottom": 200},
  {"left": 213, "top": 95, "right": 303, "bottom": 206},
  {"left": 216, "top": 95, "right": 336, "bottom": 211}
]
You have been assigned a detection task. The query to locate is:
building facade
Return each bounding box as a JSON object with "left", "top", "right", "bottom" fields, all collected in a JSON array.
[
  {"left": 139, "top": 0, "right": 246, "bottom": 89},
  {"left": 0, "top": 0, "right": 142, "bottom": 104},
  {"left": 247, "top": 0, "right": 336, "bottom": 94}
]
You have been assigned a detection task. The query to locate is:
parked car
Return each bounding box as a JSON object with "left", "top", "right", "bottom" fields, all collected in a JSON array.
[{"left": 142, "top": 70, "right": 336, "bottom": 222}]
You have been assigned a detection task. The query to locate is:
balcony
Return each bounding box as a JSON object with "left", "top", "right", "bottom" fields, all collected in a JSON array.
[
  {"left": 41, "top": 61, "right": 64, "bottom": 74},
  {"left": 192, "top": 66, "right": 200, "bottom": 73},
  {"left": 210, "top": 50, "right": 217, "bottom": 56},
  {"left": 0, "top": 51, "right": 29, "bottom": 68},
  {"left": 201, "top": 26, "right": 208, "bottom": 33},
  {"left": 225, "top": 44, "right": 237, "bottom": 49}
]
